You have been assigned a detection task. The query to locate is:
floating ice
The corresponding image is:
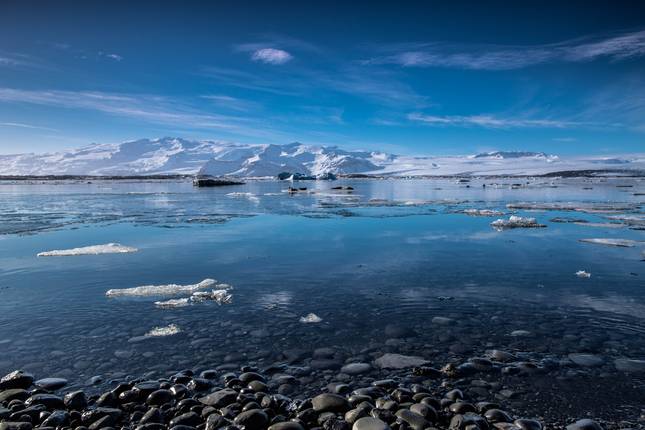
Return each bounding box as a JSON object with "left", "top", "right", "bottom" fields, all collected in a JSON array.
[
  {"left": 574, "top": 222, "right": 625, "bottom": 228},
  {"left": 106, "top": 278, "right": 217, "bottom": 297},
  {"left": 463, "top": 209, "right": 504, "bottom": 217},
  {"left": 491, "top": 216, "right": 545, "bottom": 230},
  {"left": 226, "top": 192, "right": 259, "bottom": 202},
  {"left": 154, "top": 289, "right": 233, "bottom": 308},
  {"left": 38, "top": 243, "right": 138, "bottom": 257},
  {"left": 578, "top": 238, "right": 639, "bottom": 247},
  {"left": 576, "top": 270, "right": 591, "bottom": 278},
  {"left": 299, "top": 313, "right": 323, "bottom": 323},
  {"left": 145, "top": 324, "right": 181, "bottom": 337}
]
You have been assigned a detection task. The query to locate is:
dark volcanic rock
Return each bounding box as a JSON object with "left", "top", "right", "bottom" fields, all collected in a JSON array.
[
  {"left": 312, "top": 393, "right": 351, "bottom": 413},
  {"left": 0, "top": 371, "right": 34, "bottom": 390}
]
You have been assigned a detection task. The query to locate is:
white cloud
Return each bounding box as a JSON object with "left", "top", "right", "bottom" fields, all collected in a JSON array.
[
  {"left": 251, "top": 48, "right": 292, "bottom": 65},
  {"left": 408, "top": 113, "right": 573, "bottom": 128},
  {"left": 106, "top": 53, "right": 123, "bottom": 61},
  {"left": 0, "top": 122, "right": 58, "bottom": 132},
  {"left": 365, "top": 29, "right": 645, "bottom": 70}
]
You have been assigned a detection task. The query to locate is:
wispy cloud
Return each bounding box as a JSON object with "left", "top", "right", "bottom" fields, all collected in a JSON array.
[
  {"left": 250, "top": 48, "right": 292, "bottom": 65},
  {"left": 365, "top": 29, "right": 645, "bottom": 70},
  {"left": 0, "top": 88, "right": 257, "bottom": 132},
  {"left": 0, "top": 122, "right": 59, "bottom": 132},
  {"left": 408, "top": 112, "right": 574, "bottom": 128}
]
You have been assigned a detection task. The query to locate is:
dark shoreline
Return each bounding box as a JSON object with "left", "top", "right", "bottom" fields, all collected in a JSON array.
[{"left": 0, "top": 360, "right": 614, "bottom": 430}]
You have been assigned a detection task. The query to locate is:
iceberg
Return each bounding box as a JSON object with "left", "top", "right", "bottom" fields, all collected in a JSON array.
[
  {"left": 105, "top": 278, "right": 217, "bottom": 297},
  {"left": 491, "top": 215, "right": 546, "bottom": 230},
  {"left": 575, "top": 270, "right": 591, "bottom": 278},
  {"left": 37, "top": 243, "right": 138, "bottom": 257},
  {"left": 299, "top": 313, "right": 323, "bottom": 323},
  {"left": 578, "top": 238, "right": 639, "bottom": 247},
  {"left": 145, "top": 324, "right": 181, "bottom": 337}
]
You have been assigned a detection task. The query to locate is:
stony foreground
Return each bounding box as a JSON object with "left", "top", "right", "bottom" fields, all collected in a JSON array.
[{"left": 0, "top": 364, "right": 609, "bottom": 430}]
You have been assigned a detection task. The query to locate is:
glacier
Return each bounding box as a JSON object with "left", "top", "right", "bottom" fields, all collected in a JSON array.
[{"left": 0, "top": 136, "right": 644, "bottom": 177}]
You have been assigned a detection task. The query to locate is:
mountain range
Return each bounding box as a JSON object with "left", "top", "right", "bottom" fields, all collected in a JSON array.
[{"left": 0, "top": 137, "right": 643, "bottom": 177}]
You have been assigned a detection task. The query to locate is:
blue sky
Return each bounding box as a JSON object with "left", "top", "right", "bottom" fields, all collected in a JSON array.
[{"left": 1, "top": 0, "right": 645, "bottom": 155}]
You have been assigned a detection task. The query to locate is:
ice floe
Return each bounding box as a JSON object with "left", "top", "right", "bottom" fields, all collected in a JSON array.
[
  {"left": 463, "top": 209, "right": 504, "bottom": 217},
  {"left": 105, "top": 278, "right": 217, "bottom": 297},
  {"left": 299, "top": 313, "right": 323, "bottom": 323},
  {"left": 576, "top": 270, "right": 591, "bottom": 278},
  {"left": 145, "top": 324, "right": 181, "bottom": 337},
  {"left": 37, "top": 243, "right": 138, "bottom": 257},
  {"left": 491, "top": 216, "right": 546, "bottom": 230},
  {"left": 155, "top": 288, "right": 233, "bottom": 308},
  {"left": 578, "top": 238, "right": 639, "bottom": 247}
]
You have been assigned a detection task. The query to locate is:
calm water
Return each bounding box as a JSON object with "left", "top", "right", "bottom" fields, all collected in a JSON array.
[{"left": 0, "top": 177, "right": 644, "bottom": 392}]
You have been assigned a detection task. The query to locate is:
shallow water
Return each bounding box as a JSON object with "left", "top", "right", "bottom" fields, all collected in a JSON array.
[{"left": 0, "top": 177, "right": 644, "bottom": 398}]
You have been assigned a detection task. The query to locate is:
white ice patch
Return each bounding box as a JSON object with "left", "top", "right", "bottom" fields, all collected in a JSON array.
[
  {"left": 491, "top": 215, "right": 545, "bottom": 230},
  {"left": 145, "top": 324, "right": 181, "bottom": 337},
  {"left": 154, "top": 288, "right": 233, "bottom": 308},
  {"left": 299, "top": 313, "right": 323, "bottom": 323},
  {"left": 106, "top": 278, "right": 217, "bottom": 297},
  {"left": 38, "top": 243, "right": 138, "bottom": 257},
  {"left": 576, "top": 270, "right": 591, "bottom": 278},
  {"left": 578, "top": 238, "right": 639, "bottom": 247},
  {"left": 464, "top": 209, "right": 504, "bottom": 217},
  {"left": 226, "top": 192, "right": 259, "bottom": 202}
]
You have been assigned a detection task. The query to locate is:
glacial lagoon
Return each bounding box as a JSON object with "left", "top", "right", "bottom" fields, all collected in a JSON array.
[{"left": 0, "top": 177, "right": 644, "bottom": 424}]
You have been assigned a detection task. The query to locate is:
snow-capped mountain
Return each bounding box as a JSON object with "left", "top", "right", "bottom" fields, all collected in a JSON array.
[
  {"left": 198, "top": 142, "right": 388, "bottom": 177},
  {"left": 0, "top": 137, "right": 643, "bottom": 177}
]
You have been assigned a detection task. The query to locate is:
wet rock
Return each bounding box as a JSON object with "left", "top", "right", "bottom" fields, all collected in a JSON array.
[
  {"left": 169, "top": 412, "right": 201, "bottom": 428},
  {"left": 395, "top": 410, "right": 428, "bottom": 430},
  {"left": 63, "top": 390, "right": 87, "bottom": 410},
  {"left": 199, "top": 389, "right": 238, "bottom": 407},
  {"left": 34, "top": 378, "right": 67, "bottom": 390},
  {"left": 234, "top": 409, "right": 269, "bottom": 430},
  {"left": 565, "top": 419, "right": 602, "bottom": 430},
  {"left": 384, "top": 324, "right": 415, "bottom": 338},
  {"left": 24, "top": 394, "right": 65, "bottom": 409},
  {"left": 568, "top": 354, "right": 604, "bottom": 367},
  {"left": 0, "top": 389, "right": 29, "bottom": 403},
  {"left": 340, "top": 363, "right": 371, "bottom": 375},
  {"left": 312, "top": 393, "right": 351, "bottom": 413},
  {"left": 147, "top": 389, "right": 174, "bottom": 406},
  {"left": 0, "top": 371, "right": 34, "bottom": 390},
  {"left": 353, "top": 417, "right": 390, "bottom": 430},
  {"left": 0, "top": 423, "right": 33, "bottom": 430},
  {"left": 514, "top": 419, "right": 543, "bottom": 430},
  {"left": 374, "top": 354, "right": 427, "bottom": 369},
  {"left": 485, "top": 409, "right": 513, "bottom": 423}
]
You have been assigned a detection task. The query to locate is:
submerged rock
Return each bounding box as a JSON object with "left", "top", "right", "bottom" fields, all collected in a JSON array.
[{"left": 374, "top": 353, "right": 428, "bottom": 369}]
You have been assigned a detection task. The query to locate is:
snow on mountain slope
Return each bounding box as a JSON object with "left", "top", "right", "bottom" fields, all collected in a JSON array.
[
  {"left": 198, "top": 142, "right": 385, "bottom": 177},
  {"left": 0, "top": 137, "right": 643, "bottom": 177}
]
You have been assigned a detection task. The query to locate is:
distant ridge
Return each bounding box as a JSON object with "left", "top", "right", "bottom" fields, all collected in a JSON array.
[{"left": 0, "top": 137, "right": 643, "bottom": 177}]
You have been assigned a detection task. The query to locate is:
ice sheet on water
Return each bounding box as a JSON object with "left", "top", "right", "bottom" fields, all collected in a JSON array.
[
  {"left": 145, "top": 324, "right": 181, "bottom": 337},
  {"left": 578, "top": 238, "right": 640, "bottom": 247},
  {"left": 491, "top": 216, "right": 546, "bottom": 230},
  {"left": 154, "top": 288, "right": 233, "bottom": 308},
  {"left": 299, "top": 313, "right": 323, "bottom": 323},
  {"left": 507, "top": 202, "right": 638, "bottom": 213},
  {"left": 463, "top": 209, "right": 504, "bottom": 217},
  {"left": 105, "top": 278, "right": 218, "bottom": 297},
  {"left": 37, "top": 243, "right": 138, "bottom": 257}
]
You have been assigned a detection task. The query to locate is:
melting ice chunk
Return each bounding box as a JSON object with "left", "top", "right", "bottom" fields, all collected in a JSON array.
[
  {"left": 106, "top": 279, "right": 217, "bottom": 297},
  {"left": 299, "top": 313, "right": 323, "bottom": 323},
  {"left": 463, "top": 209, "right": 505, "bottom": 217},
  {"left": 575, "top": 270, "right": 591, "bottom": 278},
  {"left": 145, "top": 324, "right": 181, "bottom": 337},
  {"left": 154, "top": 289, "right": 233, "bottom": 308},
  {"left": 37, "top": 243, "right": 138, "bottom": 257},
  {"left": 491, "top": 216, "right": 546, "bottom": 230},
  {"left": 578, "top": 238, "right": 639, "bottom": 247}
]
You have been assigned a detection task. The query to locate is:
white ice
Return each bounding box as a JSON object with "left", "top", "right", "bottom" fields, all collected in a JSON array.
[
  {"left": 145, "top": 324, "right": 181, "bottom": 337},
  {"left": 491, "top": 215, "right": 545, "bottom": 230},
  {"left": 154, "top": 288, "right": 233, "bottom": 308},
  {"left": 106, "top": 278, "right": 217, "bottom": 297},
  {"left": 463, "top": 209, "right": 504, "bottom": 217},
  {"left": 576, "top": 270, "right": 591, "bottom": 278},
  {"left": 578, "top": 238, "right": 639, "bottom": 247},
  {"left": 299, "top": 313, "right": 323, "bottom": 323},
  {"left": 37, "top": 243, "right": 138, "bottom": 257}
]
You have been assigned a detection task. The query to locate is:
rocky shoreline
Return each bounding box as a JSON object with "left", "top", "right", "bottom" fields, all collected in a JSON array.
[{"left": 0, "top": 357, "right": 616, "bottom": 430}]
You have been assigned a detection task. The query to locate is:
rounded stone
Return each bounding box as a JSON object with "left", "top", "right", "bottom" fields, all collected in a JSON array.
[
  {"left": 340, "top": 363, "right": 372, "bottom": 375},
  {"left": 234, "top": 409, "right": 269, "bottom": 430},
  {"left": 353, "top": 417, "right": 390, "bottom": 430},
  {"left": 566, "top": 419, "right": 601, "bottom": 430},
  {"left": 34, "top": 378, "right": 68, "bottom": 391},
  {"left": 312, "top": 393, "right": 351, "bottom": 413}
]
